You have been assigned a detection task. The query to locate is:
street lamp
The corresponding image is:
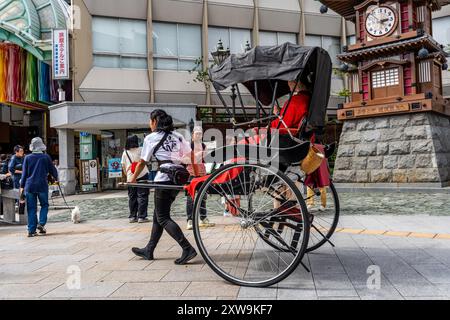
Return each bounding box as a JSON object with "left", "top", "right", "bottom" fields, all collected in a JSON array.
[{"left": 211, "top": 39, "right": 230, "bottom": 66}]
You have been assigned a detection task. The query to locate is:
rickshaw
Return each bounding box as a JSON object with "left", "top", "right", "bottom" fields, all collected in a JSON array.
[{"left": 129, "top": 43, "right": 340, "bottom": 287}]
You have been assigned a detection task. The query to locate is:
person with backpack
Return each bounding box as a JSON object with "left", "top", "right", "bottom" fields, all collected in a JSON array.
[
  {"left": 130, "top": 109, "right": 197, "bottom": 265},
  {"left": 185, "top": 126, "right": 214, "bottom": 230},
  {"left": 121, "top": 135, "right": 150, "bottom": 223}
]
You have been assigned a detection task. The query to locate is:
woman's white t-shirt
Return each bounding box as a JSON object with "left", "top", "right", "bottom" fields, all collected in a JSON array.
[
  {"left": 121, "top": 147, "right": 149, "bottom": 182},
  {"left": 140, "top": 131, "right": 191, "bottom": 182}
]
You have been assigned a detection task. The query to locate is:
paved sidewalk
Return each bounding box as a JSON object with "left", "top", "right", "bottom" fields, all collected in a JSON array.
[{"left": 1, "top": 214, "right": 450, "bottom": 300}]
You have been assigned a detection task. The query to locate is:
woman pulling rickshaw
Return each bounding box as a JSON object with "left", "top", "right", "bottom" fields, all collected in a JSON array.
[{"left": 126, "top": 43, "right": 340, "bottom": 287}]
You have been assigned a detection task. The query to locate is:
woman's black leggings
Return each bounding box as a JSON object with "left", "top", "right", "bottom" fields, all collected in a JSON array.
[{"left": 145, "top": 185, "right": 192, "bottom": 252}]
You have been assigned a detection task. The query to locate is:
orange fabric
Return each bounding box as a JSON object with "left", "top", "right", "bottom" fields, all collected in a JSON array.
[{"left": 305, "top": 144, "right": 330, "bottom": 188}]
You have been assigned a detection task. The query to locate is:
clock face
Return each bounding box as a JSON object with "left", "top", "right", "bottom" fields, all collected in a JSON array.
[{"left": 365, "top": 5, "right": 398, "bottom": 38}]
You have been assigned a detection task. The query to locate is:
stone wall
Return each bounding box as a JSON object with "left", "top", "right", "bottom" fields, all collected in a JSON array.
[{"left": 333, "top": 113, "right": 450, "bottom": 187}]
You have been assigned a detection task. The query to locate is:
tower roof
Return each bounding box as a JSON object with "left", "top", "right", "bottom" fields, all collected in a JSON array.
[{"left": 318, "top": 0, "right": 450, "bottom": 19}]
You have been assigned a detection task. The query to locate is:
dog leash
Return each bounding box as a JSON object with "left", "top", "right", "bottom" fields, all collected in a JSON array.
[{"left": 56, "top": 182, "right": 72, "bottom": 210}]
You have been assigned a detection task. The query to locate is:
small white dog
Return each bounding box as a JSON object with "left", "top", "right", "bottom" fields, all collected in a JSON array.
[{"left": 71, "top": 206, "right": 81, "bottom": 224}]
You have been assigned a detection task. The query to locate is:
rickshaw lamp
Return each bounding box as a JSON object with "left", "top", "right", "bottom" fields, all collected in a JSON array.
[
  {"left": 442, "top": 63, "right": 448, "bottom": 71},
  {"left": 211, "top": 39, "right": 231, "bottom": 65}
]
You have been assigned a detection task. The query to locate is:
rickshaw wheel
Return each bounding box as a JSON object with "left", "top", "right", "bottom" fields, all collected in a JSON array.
[
  {"left": 304, "top": 182, "right": 340, "bottom": 253},
  {"left": 192, "top": 162, "right": 310, "bottom": 287}
]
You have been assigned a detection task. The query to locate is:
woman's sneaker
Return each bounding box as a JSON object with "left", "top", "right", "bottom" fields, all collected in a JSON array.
[
  {"left": 129, "top": 217, "right": 138, "bottom": 223},
  {"left": 28, "top": 232, "right": 38, "bottom": 238},
  {"left": 186, "top": 220, "right": 193, "bottom": 230},
  {"left": 223, "top": 210, "right": 231, "bottom": 217}
]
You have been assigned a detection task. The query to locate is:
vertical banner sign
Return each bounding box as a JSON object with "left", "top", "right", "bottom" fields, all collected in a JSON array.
[
  {"left": 89, "top": 160, "right": 99, "bottom": 184},
  {"left": 108, "top": 158, "right": 123, "bottom": 178},
  {"left": 52, "top": 29, "right": 70, "bottom": 80}
]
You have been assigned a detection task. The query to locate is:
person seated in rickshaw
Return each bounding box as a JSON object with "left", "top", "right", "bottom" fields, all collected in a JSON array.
[{"left": 241, "top": 79, "right": 328, "bottom": 211}]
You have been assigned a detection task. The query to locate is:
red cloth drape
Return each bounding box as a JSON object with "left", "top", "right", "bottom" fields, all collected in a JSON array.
[{"left": 184, "top": 158, "right": 246, "bottom": 199}]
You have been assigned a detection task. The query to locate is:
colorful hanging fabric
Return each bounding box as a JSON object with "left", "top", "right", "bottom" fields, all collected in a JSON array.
[
  {"left": 25, "top": 52, "right": 38, "bottom": 102},
  {"left": 7, "top": 44, "right": 21, "bottom": 102},
  {"left": 0, "top": 43, "right": 8, "bottom": 103},
  {"left": 38, "top": 61, "right": 51, "bottom": 103}
]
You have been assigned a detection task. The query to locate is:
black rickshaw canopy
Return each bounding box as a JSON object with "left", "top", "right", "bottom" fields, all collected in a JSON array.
[{"left": 209, "top": 43, "right": 332, "bottom": 128}]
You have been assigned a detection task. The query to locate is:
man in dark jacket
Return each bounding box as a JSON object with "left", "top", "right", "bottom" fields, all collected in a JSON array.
[
  {"left": 20, "top": 138, "right": 58, "bottom": 237},
  {"left": 8, "top": 146, "right": 24, "bottom": 189}
]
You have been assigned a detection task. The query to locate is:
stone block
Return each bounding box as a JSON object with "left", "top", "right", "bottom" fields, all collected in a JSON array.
[
  {"left": 383, "top": 156, "right": 398, "bottom": 170},
  {"left": 367, "top": 157, "right": 383, "bottom": 170},
  {"left": 375, "top": 118, "right": 390, "bottom": 129},
  {"left": 381, "top": 128, "right": 404, "bottom": 141},
  {"left": 335, "top": 158, "right": 353, "bottom": 170},
  {"left": 362, "top": 130, "right": 381, "bottom": 143},
  {"left": 353, "top": 157, "right": 368, "bottom": 170},
  {"left": 370, "top": 170, "right": 393, "bottom": 183},
  {"left": 404, "top": 126, "right": 427, "bottom": 140},
  {"left": 333, "top": 170, "right": 356, "bottom": 183},
  {"left": 390, "top": 142, "right": 410, "bottom": 155},
  {"left": 433, "top": 140, "right": 445, "bottom": 153},
  {"left": 337, "top": 145, "right": 355, "bottom": 157},
  {"left": 392, "top": 169, "right": 408, "bottom": 183},
  {"left": 343, "top": 121, "right": 357, "bottom": 132},
  {"left": 377, "top": 143, "right": 389, "bottom": 156},
  {"left": 415, "top": 154, "right": 433, "bottom": 169},
  {"left": 356, "top": 170, "right": 370, "bottom": 183},
  {"left": 356, "top": 144, "right": 377, "bottom": 157},
  {"left": 341, "top": 131, "right": 361, "bottom": 144},
  {"left": 357, "top": 120, "right": 376, "bottom": 131},
  {"left": 411, "top": 140, "right": 434, "bottom": 154},
  {"left": 398, "top": 155, "right": 416, "bottom": 169},
  {"left": 410, "top": 113, "right": 428, "bottom": 126},
  {"left": 435, "top": 153, "right": 449, "bottom": 168},
  {"left": 409, "top": 168, "right": 441, "bottom": 183},
  {"left": 390, "top": 115, "right": 411, "bottom": 127}
]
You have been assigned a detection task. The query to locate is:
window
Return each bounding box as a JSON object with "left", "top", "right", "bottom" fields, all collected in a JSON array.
[
  {"left": 432, "top": 17, "right": 450, "bottom": 63},
  {"left": 419, "top": 61, "right": 431, "bottom": 83},
  {"left": 347, "top": 35, "right": 356, "bottom": 45},
  {"left": 259, "top": 31, "right": 297, "bottom": 46},
  {"left": 93, "top": 17, "right": 147, "bottom": 69},
  {"left": 305, "top": 35, "right": 341, "bottom": 65},
  {"left": 351, "top": 73, "right": 359, "bottom": 93},
  {"left": 153, "top": 22, "right": 202, "bottom": 71},
  {"left": 371, "top": 68, "right": 399, "bottom": 89},
  {"left": 208, "top": 27, "right": 251, "bottom": 58}
]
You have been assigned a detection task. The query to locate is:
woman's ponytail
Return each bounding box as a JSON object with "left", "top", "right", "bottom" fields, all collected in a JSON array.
[{"left": 150, "top": 109, "right": 174, "bottom": 133}]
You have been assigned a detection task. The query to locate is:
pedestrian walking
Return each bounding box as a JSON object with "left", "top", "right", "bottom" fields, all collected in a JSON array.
[
  {"left": 130, "top": 109, "right": 197, "bottom": 265},
  {"left": 8, "top": 145, "right": 24, "bottom": 189},
  {"left": 121, "top": 135, "right": 150, "bottom": 223},
  {"left": 20, "top": 138, "right": 58, "bottom": 237},
  {"left": 185, "top": 126, "right": 214, "bottom": 230}
]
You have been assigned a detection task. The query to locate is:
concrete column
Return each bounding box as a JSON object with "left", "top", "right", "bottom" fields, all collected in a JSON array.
[
  {"left": 147, "top": 0, "right": 155, "bottom": 103},
  {"left": 57, "top": 129, "right": 77, "bottom": 195},
  {"left": 252, "top": 0, "right": 259, "bottom": 46},
  {"left": 202, "top": 0, "right": 211, "bottom": 106},
  {"left": 298, "top": 0, "right": 305, "bottom": 45}
]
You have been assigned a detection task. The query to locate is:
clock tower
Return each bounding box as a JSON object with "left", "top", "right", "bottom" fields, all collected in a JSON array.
[{"left": 319, "top": 0, "right": 450, "bottom": 187}]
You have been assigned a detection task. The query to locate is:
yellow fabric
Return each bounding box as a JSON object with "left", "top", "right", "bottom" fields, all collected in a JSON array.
[{"left": 307, "top": 187, "right": 327, "bottom": 207}]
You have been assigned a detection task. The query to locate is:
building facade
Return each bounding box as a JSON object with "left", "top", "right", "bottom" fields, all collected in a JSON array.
[{"left": 47, "top": 0, "right": 450, "bottom": 194}]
